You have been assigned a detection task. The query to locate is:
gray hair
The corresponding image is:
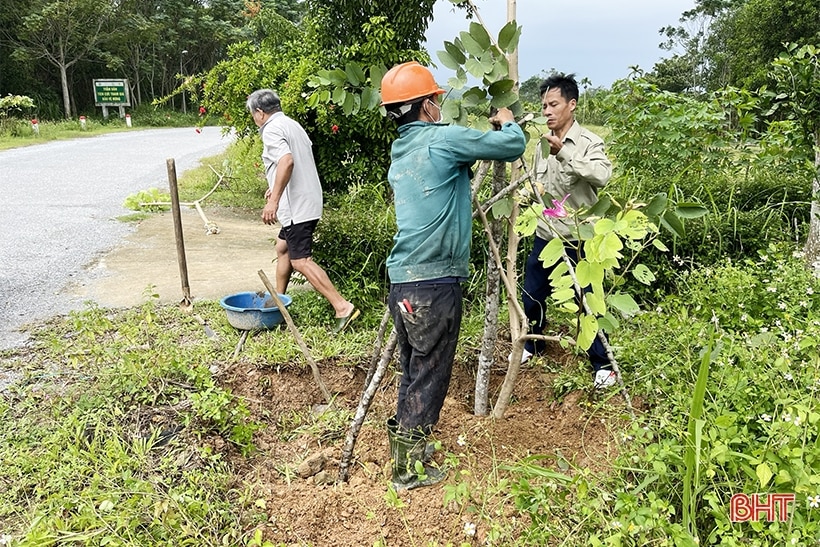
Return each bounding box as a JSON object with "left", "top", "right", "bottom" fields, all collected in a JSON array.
[{"left": 247, "top": 89, "right": 282, "bottom": 114}]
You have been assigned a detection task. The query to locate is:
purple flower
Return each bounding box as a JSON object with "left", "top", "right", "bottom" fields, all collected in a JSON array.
[{"left": 543, "top": 194, "right": 570, "bottom": 218}]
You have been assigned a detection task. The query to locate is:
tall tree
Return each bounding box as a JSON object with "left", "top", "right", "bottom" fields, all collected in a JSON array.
[
  {"left": 12, "top": 0, "right": 115, "bottom": 118},
  {"left": 306, "top": 0, "right": 436, "bottom": 54},
  {"left": 653, "top": 0, "right": 820, "bottom": 92},
  {"left": 769, "top": 44, "right": 820, "bottom": 269}
]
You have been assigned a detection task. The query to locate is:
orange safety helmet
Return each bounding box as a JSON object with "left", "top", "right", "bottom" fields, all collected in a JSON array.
[{"left": 380, "top": 61, "right": 445, "bottom": 106}]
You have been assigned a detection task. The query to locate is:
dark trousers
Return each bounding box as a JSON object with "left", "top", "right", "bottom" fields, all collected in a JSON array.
[
  {"left": 388, "top": 282, "right": 462, "bottom": 434},
  {"left": 522, "top": 236, "right": 611, "bottom": 371}
]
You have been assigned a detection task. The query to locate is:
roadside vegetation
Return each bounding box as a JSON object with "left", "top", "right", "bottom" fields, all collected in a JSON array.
[
  {"left": 0, "top": 105, "right": 214, "bottom": 151},
  {"left": 2, "top": 0, "right": 820, "bottom": 545}
]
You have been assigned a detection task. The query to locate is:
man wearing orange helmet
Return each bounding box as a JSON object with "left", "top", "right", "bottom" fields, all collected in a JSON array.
[{"left": 380, "top": 61, "right": 526, "bottom": 490}]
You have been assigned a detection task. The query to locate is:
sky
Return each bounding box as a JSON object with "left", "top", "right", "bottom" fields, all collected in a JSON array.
[{"left": 423, "top": 0, "right": 697, "bottom": 89}]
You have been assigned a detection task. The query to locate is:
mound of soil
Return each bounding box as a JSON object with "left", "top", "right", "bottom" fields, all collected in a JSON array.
[{"left": 214, "top": 348, "right": 623, "bottom": 546}]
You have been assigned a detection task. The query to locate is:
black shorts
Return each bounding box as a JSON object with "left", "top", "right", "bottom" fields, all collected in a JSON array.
[{"left": 278, "top": 219, "right": 318, "bottom": 260}]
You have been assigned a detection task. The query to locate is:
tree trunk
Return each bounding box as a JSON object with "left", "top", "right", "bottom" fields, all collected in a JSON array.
[
  {"left": 59, "top": 62, "right": 71, "bottom": 119},
  {"left": 804, "top": 133, "right": 820, "bottom": 271},
  {"left": 474, "top": 161, "right": 507, "bottom": 415}
]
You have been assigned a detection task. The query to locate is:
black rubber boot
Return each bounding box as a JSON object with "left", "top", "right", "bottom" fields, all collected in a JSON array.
[{"left": 386, "top": 418, "right": 446, "bottom": 491}]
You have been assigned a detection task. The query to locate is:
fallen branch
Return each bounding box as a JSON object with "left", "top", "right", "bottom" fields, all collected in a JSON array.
[{"left": 141, "top": 166, "right": 230, "bottom": 234}]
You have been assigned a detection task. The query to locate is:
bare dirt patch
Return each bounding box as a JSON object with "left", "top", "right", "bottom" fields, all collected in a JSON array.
[
  {"left": 70, "top": 206, "right": 278, "bottom": 308},
  {"left": 216, "top": 352, "right": 624, "bottom": 546},
  {"left": 69, "top": 206, "right": 626, "bottom": 545}
]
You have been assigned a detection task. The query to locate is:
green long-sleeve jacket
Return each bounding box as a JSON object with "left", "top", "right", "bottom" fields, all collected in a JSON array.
[{"left": 386, "top": 120, "right": 526, "bottom": 284}]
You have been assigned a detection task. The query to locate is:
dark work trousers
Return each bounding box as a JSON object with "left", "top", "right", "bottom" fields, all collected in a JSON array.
[
  {"left": 522, "top": 236, "right": 611, "bottom": 371},
  {"left": 388, "top": 282, "right": 463, "bottom": 434}
]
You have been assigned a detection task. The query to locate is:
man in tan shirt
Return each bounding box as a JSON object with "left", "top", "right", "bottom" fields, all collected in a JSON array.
[{"left": 519, "top": 73, "right": 616, "bottom": 389}]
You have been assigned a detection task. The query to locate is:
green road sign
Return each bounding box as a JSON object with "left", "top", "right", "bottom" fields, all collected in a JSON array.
[{"left": 93, "top": 79, "right": 131, "bottom": 106}]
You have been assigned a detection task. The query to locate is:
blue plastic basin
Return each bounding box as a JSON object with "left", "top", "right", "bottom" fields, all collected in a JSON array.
[{"left": 219, "top": 292, "right": 292, "bottom": 330}]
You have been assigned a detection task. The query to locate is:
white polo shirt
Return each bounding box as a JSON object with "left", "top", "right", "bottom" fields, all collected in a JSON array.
[{"left": 259, "top": 112, "right": 323, "bottom": 225}]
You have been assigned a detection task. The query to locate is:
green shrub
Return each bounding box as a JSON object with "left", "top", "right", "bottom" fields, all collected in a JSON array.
[
  {"left": 503, "top": 245, "right": 820, "bottom": 545},
  {"left": 312, "top": 186, "right": 396, "bottom": 316}
]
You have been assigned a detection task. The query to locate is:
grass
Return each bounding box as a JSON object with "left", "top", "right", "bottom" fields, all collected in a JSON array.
[
  {"left": 0, "top": 119, "right": 131, "bottom": 150},
  {"left": 0, "top": 109, "right": 214, "bottom": 151}
]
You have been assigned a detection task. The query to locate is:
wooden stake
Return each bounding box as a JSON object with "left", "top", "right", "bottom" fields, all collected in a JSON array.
[{"left": 166, "top": 158, "right": 192, "bottom": 309}]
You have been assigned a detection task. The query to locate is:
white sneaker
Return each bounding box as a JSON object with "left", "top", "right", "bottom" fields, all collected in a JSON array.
[
  {"left": 593, "top": 369, "right": 618, "bottom": 389},
  {"left": 507, "top": 348, "right": 533, "bottom": 364}
]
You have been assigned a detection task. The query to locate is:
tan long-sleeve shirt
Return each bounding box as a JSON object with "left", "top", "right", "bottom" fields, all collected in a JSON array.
[{"left": 533, "top": 120, "right": 612, "bottom": 241}]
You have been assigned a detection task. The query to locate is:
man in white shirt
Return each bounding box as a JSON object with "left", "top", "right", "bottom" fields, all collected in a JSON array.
[{"left": 248, "top": 89, "right": 359, "bottom": 333}]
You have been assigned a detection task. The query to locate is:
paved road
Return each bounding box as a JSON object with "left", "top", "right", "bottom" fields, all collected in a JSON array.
[{"left": 0, "top": 127, "right": 234, "bottom": 350}]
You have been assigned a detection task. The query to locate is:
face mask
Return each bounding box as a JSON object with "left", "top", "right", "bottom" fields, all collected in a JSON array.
[{"left": 426, "top": 99, "right": 442, "bottom": 123}]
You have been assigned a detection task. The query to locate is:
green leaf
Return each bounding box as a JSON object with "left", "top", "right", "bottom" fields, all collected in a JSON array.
[
  {"left": 597, "top": 232, "right": 624, "bottom": 260},
  {"left": 644, "top": 193, "right": 668, "bottom": 217},
  {"left": 487, "top": 56, "right": 510, "bottom": 81},
  {"left": 575, "top": 260, "right": 604, "bottom": 288},
  {"left": 314, "top": 70, "right": 332, "bottom": 86},
  {"left": 328, "top": 68, "right": 347, "bottom": 86},
  {"left": 661, "top": 210, "right": 685, "bottom": 238},
  {"left": 498, "top": 21, "right": 520, "bottom": 53},
  {"left": 714, "top": 414, "right": 736, "bottom": 428},
  {"left": 594, "top": 218, "right": 616, "bottom": 235},
  {"left": 444, "top": 40, "right": 466, "bottom": 64},
  {"left": 756, "top": 462, "right": 773, "bottom": 488},
  {"left": 442, "top": 98, "right": 460, "bottom": 120},
  {"left": 515, "top": 205, "right": 540, "bottom": 237},
  {"left": 587, "top": 195, "right": 612, "bottom": 218},
  {"left": 618, "top": 210, "right": 650, "bottom": 239},
  {"left": 468, "top": 21, "right": 492, "bottom": 49},
  {"left": 550, "top": 272, "right": 574, "bottom": 290},
  {"left": 447, "top": 68, "right": 468, "bottom": 91},
  {"left": 548, "top": 261, "right": 569, "bottom": 281},
  {"left": 342, "top": 92, "right": 356, "bottom": 115},
  {"left": 488, "top": 79, "right": 515, "bottom": 96},
  {"left": 459, "top": 31, "right": 485, "bottom": 58},
  {"left": 585, "top": 290, "right": 607, "bottom": 316},
  {"left": 552, "top": 288, "right": 575, "bottom": 303},
  {"left": 675, "top": 203, "right": 709, "bottom": 219},
  {"left": 538, "top": 237, "right": 565, "bottom": 268},
  {"left": 652, "top": 239, "right": 669, "bottom": 252},
  {"left": 598, "top": 312, "right": 619, "bottom": 331},
  {"left": 576, "top": 314, "right": 599, "bottom": 350},
  {"left": 465, "top": 57, "right": 486, "bottom": 79},
  {"left": 607, "top": 292, "right": 640, "bottom": 316},
  {"left": 561, "top": 301, "right": 579, "bottom": 313},
  {"left": 461, "top": 87, "right": 487, "bottom": 107},
  {"left": 344, "top": 63, "right": 365, "bottom": 86},
  {"left": 477, "top": 51, "right": 496, "bottom": 76},
  {"left": 631, "top": 264, "right": 656, "bottom": 285},
  {"left": 490, "top": 197, "right": 513, "bottom": 219},
  {"left": 437, "top": 49, "right": 461, "bottom": 71},
  {"left": 490, "top": 90, "right": 518, "bottom": 108}
]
